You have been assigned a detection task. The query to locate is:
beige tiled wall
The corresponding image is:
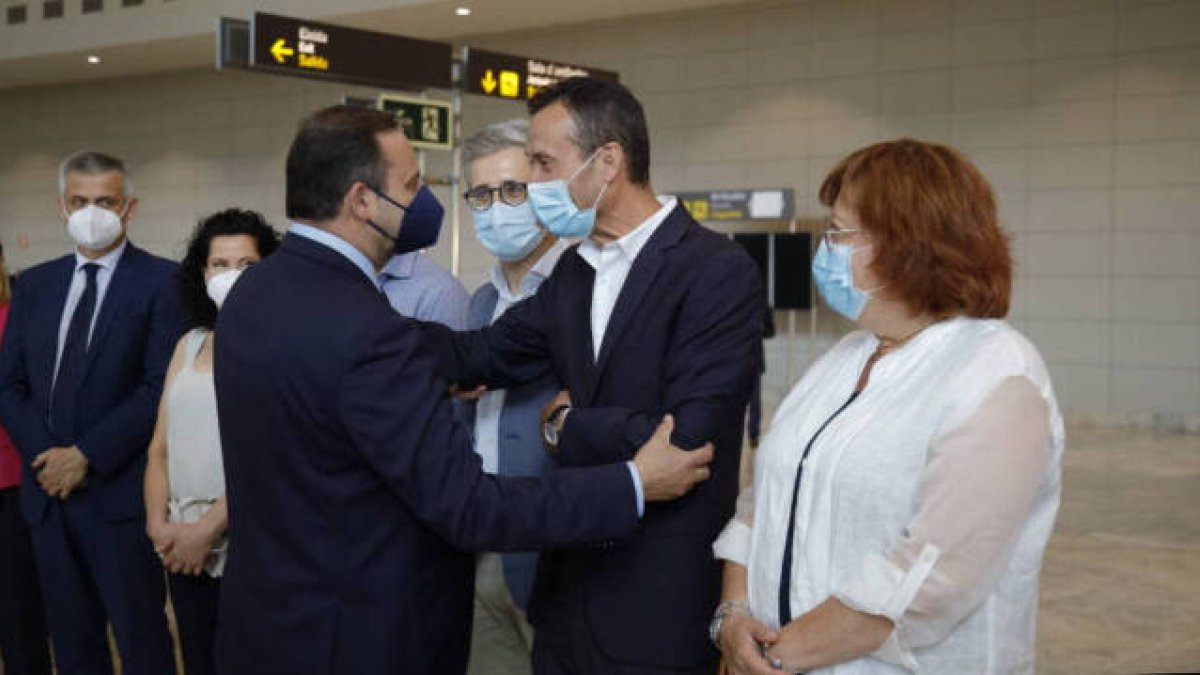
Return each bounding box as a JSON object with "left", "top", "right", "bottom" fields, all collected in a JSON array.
[{"left": 0, "top": 0, "right": 1197, "bottom": 418}]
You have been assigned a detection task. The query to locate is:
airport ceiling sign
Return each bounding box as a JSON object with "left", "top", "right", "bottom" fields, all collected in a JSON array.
[
  {"left": 378, "top": 94, "right": 453, "bottom": 151},
  {"left": 673, "top": 189, "right": 795, "bottom": 222},
  {"left": 251, "top": 12, "right": 452, "bottom": 90},
  {"left": 465, "top": 48, "right": 619, "bottom": 101}
]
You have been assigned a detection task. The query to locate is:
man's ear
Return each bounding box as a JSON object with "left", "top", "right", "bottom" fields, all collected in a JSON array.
[
  {"left": 121, "top": 197, "right": 139, "bottom": 226},
  {"left": 346, "top": 182, "right": 376, "bottom": 222},
  {"left": 600, "top": 142, "right": 624, "bottom": 183}
]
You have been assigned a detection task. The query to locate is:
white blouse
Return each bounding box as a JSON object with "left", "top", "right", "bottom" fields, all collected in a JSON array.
[
  {"left": 713, "top": 318, "right": 1064, "bottom": 674},
  {"left": 166, "top": 328, "right": 227, "bottom": 576}
]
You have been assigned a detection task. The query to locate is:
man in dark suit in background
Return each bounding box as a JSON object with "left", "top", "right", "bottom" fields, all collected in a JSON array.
[
  {"left": 212, "top": 105, "right": 713, "bottom": 675},
  {"left": 0, "top": 151, "right": 185, "bottom": 675},
  {"left": 423, "top": 78, "right": 764, "bottom": 674}
]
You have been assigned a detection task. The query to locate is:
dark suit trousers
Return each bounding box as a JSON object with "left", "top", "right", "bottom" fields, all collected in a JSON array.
[
  {"left": 531, "top": 557, "right": 716, "bottom": 675},
  {"left": 168, "top": 572, "right": 219, "bottom": 675},
  {"left": 0, "top": 487, "right": 52, "bottom": 675},
  {"left": 29, "top": 498, "right": 175, "bottom": 675}
]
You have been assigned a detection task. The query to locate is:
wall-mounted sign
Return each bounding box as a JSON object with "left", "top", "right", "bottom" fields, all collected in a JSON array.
[
  {"left": 465, "top": 48, "right": 618, "bottom": 101},
  {"left": 251, "top": 13, "right": 452, "bottom": 90},
  {"left": 378, "top": 94, "right": 453, "bottom": 151},
  {"left": 673, "top": 188, "right": 795, "bottom": 223}
]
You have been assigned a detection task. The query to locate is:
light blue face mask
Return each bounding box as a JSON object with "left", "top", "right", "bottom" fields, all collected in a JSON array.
[
  {"left": 473, "top": 201, "right": 547, "bottom": 262},
  {"left": 811, "top": 238, "right": 876, "bottom": 321},
  {"left": 527, "top": 150, "right": 609, "bottom": 238}
]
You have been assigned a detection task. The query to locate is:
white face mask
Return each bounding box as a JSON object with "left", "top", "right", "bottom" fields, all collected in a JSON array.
[
  {"left": 205, "top": 269, "right": 243, "bottom": 309},
  {"left": 66, "top": 204, "right": 125, "bottom": 251}
]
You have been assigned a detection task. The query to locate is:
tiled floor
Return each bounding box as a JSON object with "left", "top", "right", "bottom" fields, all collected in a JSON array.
[
  {"left": 1036, "top": 425, "right": 1200, "bottom": 674},
  {"left": 3, "top": 424, "right": 1198, "bottom": 674}
]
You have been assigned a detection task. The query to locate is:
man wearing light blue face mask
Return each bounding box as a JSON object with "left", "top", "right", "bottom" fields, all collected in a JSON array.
[
  {"left": 423, "top": 78, "right": 765, "bottom": 675},
  {"left": 458, "top": 119, "right": 570, "bottom": 675}
]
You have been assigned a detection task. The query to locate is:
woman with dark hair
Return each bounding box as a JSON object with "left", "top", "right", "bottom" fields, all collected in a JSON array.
[
  {"left": 711, "top": 140, "right": 1063, "bottom": 675},
  {"left": 143, "top": 208, "right": 280, "bottom": 675}
]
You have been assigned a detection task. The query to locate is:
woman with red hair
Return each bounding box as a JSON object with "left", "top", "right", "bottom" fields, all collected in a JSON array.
[{"left": 711, "top": 139, "right": 1063, "bottom": 674}]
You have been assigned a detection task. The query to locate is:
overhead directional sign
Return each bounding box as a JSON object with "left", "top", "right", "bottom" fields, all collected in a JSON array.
[
  {"left": 378, "top": 94, "right": 453, "bottom": 151},
  {"left": 251, "top": 12, "right": 452, "bottom": 91},
  {"left": 673, "top": 189, "right": 795, "bottom": 223},
  {"left": 465, "top": 48, "right": 618, "bottom": 101}
]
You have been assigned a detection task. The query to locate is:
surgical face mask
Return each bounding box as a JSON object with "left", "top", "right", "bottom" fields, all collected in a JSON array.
[
  {"left": 473, "top": 201, "right": 547, "bottom": 262},
  {"left": 527, "top": 150, "right": 609, "bottom": 239},
  {"left": 367, "top": 185, "right": 445, "bottom": 255},
  {"left": 66, "top": 204, "right": 125, "bottom": 251},
  {"left": 811, "top": 238, "right": 877, "bottom": 321},
  {"left": 205, "top": 269, "right": 243, "bottom": 309}
]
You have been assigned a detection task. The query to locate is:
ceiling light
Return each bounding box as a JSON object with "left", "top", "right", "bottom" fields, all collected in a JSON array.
[
  {"left": 455, "top": 7, "right": 471, "bottom": 16},
  {"left": 86, "top": 55, "right": 101, "bottom": 64}
]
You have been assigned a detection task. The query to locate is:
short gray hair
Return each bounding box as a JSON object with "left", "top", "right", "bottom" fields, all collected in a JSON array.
[
  {"left": 58, "top": 151, "right": 133, "bottom": 198},
  {"left": 463, "top": 119, "right": 528, "bottom": 166}
]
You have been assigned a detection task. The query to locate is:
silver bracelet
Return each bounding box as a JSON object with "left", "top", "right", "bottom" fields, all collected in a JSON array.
[{"left": 708, "top": 600, "right": 748, "bottom": 648}]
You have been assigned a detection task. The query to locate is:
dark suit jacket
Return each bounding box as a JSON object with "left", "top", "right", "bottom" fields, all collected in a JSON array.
[
  {"left": 0, "top": 244, "right": 185, "bottom": 524},
  {"left": 464, "top": 283, "right": 560, "bottom": 610},
  {"left": 424, "top": 204, "right": 764, "bottom": 668},
  {"left": 213, "top": 233, "right": 639, "bottom": 675}
]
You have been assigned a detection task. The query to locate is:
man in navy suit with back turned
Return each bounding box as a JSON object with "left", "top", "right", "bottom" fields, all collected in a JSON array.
[
  {"left": 0, "top": 151, "right": 185, "bottom": 675},
  {"left": 421, "top": 77, "right": 765, "bottom": 674},
  {"left": 211, "top": 105, "right": 714, "bottom": 675}
]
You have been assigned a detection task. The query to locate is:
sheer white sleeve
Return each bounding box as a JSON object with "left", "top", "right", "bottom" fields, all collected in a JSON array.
[
  {"left": 834, "top": 375, "right": 1053, "bottom": 670},
  {"left": 713, "top": 480, "right": 756, "bottom": 567}
]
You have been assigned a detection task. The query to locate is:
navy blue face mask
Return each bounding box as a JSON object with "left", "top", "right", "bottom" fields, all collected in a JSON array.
[{"left": 367, "top": 184, "right": 445, "bottom": 255}]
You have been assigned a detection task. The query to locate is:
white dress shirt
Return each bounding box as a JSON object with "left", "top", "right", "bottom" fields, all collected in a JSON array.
[
  {"left": 473, "top": 239, "right": 570, "bottom": 473},
  {"left": 576, "top": 197, "right": 676, "bottom": 359},
  {"left": 53, "top": 240, "right": 127, "bottom": 388},
  {"left": 713, "top": 318, "right": 1064, "bottom": 673}
]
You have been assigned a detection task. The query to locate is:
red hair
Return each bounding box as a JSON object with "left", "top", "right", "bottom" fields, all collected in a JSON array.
[{"left": 819, "top": 139, "right": 1012, "bottom": 319}]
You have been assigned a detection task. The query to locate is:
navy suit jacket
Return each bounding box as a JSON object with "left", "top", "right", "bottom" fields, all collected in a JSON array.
[
  {"left": 213, "top": 233, "right": 639, "bottom": 675},
  {"left": 464, "top": 283, "right": 560, "bottom": 610},
  {"left": 424, "top": 204, "right": 764, "bottom": 668},
  {"left": 0, "top": 244, "right": 185, "bottom": 524}
]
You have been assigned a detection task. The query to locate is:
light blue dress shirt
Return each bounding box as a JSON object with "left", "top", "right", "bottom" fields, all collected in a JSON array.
[
  {"left": 378, "top": 252, "right": 469, "bottom": 330},
  {"left": 288, "top": 223, "right": 381, "bottom": 290}
]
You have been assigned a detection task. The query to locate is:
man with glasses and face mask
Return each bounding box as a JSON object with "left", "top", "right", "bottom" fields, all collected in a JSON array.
[
  {"left": 423, "top": 78, "right": 765, "bottom": 675},
  {"left": 0, "top": 151, "right": 186, "bottom": 675},
  {"left": 459, "top": 119, "right": 570, "bottom": 675}
]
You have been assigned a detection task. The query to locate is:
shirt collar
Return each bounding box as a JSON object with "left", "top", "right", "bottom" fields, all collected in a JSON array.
[
  {"left": 288, "top": 222, "right": 381, "bottom": 290},
  {"left": 488, "top": 238, "right": 571, "bottom": 302},
  {"left": 379, "top": 251, "right": 420, "bottom": 281},
  {"left": 73, "top": 238, "right": 127, "bottom": 273},
  {"left": 577, "top": 197, "right": 676, "bottom": 270}
]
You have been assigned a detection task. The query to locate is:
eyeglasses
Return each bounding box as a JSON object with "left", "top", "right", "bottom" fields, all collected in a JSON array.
[
  {"left": 822, "top": 224, "right": 863, "bottom": 247},
  {"left": 463, "top": 180, "right": 528, "bottom": 211}
]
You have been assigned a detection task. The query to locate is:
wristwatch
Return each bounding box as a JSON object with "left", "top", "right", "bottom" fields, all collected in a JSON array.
[{"left": 542, "top": 404, "right": 571, "bottom": 454}]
